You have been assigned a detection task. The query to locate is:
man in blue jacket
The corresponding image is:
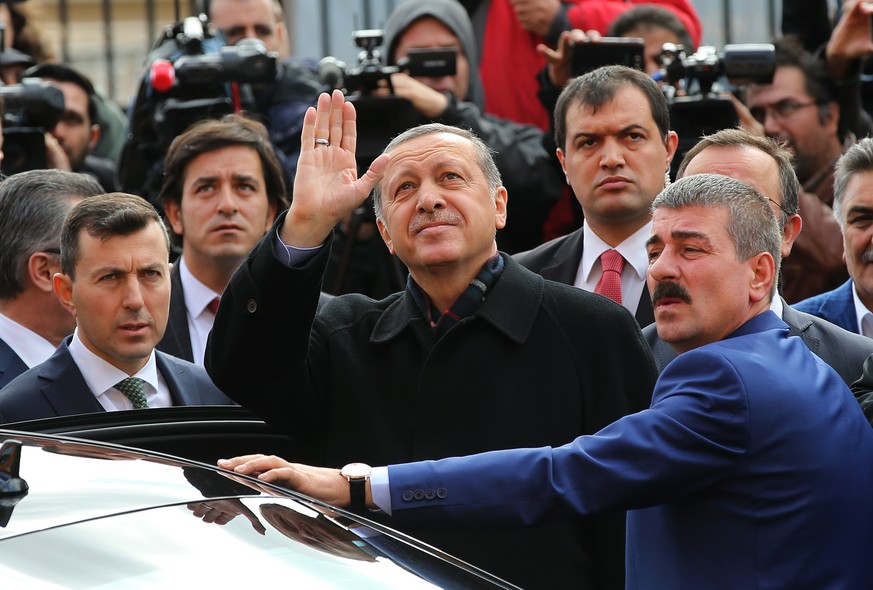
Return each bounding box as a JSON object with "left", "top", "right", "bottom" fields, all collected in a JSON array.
[{"left": 224, "top": 172, "right": 873, "bottom": 589}]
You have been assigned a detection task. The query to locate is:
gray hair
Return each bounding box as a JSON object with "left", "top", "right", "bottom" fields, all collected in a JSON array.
[
  {"left": 653, "top": 173, "right": 782, "bottom": 296},
  {"left": 677, "top": 127, "right": 800, "bottom": 226},
  {"left": 371, "top": 123, "right": 502, "bottom": 220},
  {"left": 833, "top": 137, "right": 873, "bottom": 229},
  {"left": 0, "top": 170, "right": 103, "bottom": 300}
]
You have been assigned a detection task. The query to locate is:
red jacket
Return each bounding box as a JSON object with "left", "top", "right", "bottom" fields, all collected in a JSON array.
[{"left": 478, "top": 0, "right": 702, "bottom": 129}]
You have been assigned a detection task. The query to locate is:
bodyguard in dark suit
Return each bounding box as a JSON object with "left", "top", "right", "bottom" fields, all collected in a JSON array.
[
  {"left": 513, "top": 66, "right": 678, "bottom": 327},
  {"left": 228, "top": 174, "right": 873, "bottom": 590},
  {"left": 210, "top": 93, "right": 657, "bottom": 589},
  {"left": 0, "top": 193, "right": 232, "bottom": 423},
  {"left": 155, "top": 115, "right": 287, "bottom": 365},
  {"left": 0, "top": 170, "right": 104, "bottom": 389},
  {"left": 643, "top": 128, "right": 873, "bottom": 381}
]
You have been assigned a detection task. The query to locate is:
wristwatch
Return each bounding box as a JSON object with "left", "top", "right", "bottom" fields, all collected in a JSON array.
[{"left": 340, "top": 462, "right": 371, "bottom": 511}]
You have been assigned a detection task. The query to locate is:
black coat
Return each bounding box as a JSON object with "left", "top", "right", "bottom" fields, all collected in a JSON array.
[{"left": 206, "top": 217, "right": 659, "bottom": 590}]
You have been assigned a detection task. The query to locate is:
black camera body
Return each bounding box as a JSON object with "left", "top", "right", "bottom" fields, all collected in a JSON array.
[
  {"left": 119, "top": 14, "right": 279, "bottom": 203},
  {"left": 570, "top": 37, "right": 645, "bottom": 77},
  {"left": 0, "top": 78, "right": 65, "bottom": 176},
  {"left": 658, "top": 43, "right": 776, "bottom": 177}
]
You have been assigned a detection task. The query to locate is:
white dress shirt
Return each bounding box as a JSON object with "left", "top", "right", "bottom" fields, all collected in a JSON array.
[
  {"left": 179, "top": 257, "right": 222, "bottom": 367},
  {"left": 68, "top": 330, "right": 172, "bottom": 410},
  {"left": 851, "top": 283, "right": 873, "bottom": 338},
  {"left": 0, "top": 311, "right": 57, "bottom": 368},
  {"left": 575, "top": 221, "right": 652, "bottom": 316}
]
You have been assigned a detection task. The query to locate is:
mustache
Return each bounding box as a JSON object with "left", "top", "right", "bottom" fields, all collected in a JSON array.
[
  {"left": 651, "top": 281, "right": 692, "bottom": 305},
  {"left": 409, "top": 210, "right": 463, "bottom": 233},
  {"left": 862, "top": 250, "right": 873, "bottom": 264}
]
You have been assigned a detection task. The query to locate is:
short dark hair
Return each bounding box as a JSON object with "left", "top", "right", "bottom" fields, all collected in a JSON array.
[
  {"left": 0, "top": 170, "right": 103, "bottom": 299},
  {"left": 554, "top": 65, "right": 671, "bottom": 151},
  {"left": 677, "top": 127, "right": 800, "bottom": 224},
  {"left": 22, "top": 62, "right": 98, "bottom": 124},
  {"left": 607, "top": 5, "right": 695, "bottom": 53},
  {"left": 157, "top": 114, "right": 288, "bottom": 243},
  {"left": 60, "top": 193, "right": 169, "bottom": 279}
]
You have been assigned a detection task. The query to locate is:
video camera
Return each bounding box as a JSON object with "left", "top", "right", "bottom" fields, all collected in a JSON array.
[
  {"left": 0, "top": 78, "right": 65, "bottom": 176},
  {"left": 318, "top": 29, "right": 457, "bottom": 167},
  {"left": 657, "top": 43, "right": 775, "bottom": 176},
  {"left": 118, "top": 14, "right": 279, "bottom": 203}
]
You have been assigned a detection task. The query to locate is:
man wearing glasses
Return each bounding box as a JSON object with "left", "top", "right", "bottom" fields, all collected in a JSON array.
[
  {"left": 745, "top": 32, "right": 871, "bottom": 302},
  {"left": 0, "top": 169, "right": 104, "bottom": 388}
]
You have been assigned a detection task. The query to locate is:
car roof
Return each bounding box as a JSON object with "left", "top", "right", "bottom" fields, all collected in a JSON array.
[{"left": 0, "top": 429, "right": 519, "bottom": 589}]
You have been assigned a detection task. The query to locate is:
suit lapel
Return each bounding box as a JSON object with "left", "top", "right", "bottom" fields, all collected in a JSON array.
[
  {"left": 0, "top": 338, "right": 28, "bottom": 389},
  {"left": 40, "top": 343, "right": 105, "bottom": 416},
  {"left": 160, "top": 264, "right": 195, "bottom": 362},
  {"left": 157, "top": 351, "right": 190, "bottom": 406},
  {"left": 538, "top": 229, "right": 585, "bottom": 285}
]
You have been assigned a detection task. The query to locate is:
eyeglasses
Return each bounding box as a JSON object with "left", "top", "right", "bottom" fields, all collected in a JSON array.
[
  {"left": 43, "top": 247, "right": 61, "bottom": 255},
  {"left": 749, "top": 100, "right": 820, "bottom": 124},
  {"left": 767, "top": 197, "right": 790, "bottom": 218}
]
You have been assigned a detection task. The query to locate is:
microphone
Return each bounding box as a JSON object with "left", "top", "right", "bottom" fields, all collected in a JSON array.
[
  {"left": 149, "top": 59, "right": 176, "bottom": 93},
  {"left": 317, "top": 56, "right": 346, "bottom": 89}
]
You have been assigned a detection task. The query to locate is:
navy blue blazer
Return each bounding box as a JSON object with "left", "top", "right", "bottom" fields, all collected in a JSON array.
[
  {"left": 513, "top": 226, "right": 655, "bottom": 327},
  {"left": 0, "top": 337, "right": 234, "bottom": 423},
  {"left": 0, "top": 337, "right": 27, "bottom": 390},
  {"left": 384, "top": 312, "right": 873, "bottom": 589},
  {"left": 793, "top": 279, "right": 858, "bottom": 333}
]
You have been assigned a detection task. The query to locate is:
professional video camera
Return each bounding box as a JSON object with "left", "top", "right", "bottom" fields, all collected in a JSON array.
[
  {"left": 118, "top": 14, "right": 279, "bottom": 203},
  {"left": 656, "top": 43, "right": 775, "bottom": 177},
  {"left": 0, "top": 78, "right": 65, "bottom": 176},
  {"left": 318, "top": 29, "right": 456, "bottom": 167}
]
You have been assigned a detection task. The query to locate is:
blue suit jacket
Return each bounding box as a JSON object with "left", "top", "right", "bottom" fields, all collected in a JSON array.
[
  {"left": 0, "top": 338, "right": 234, "bottom": 423},
  {"left": 793, "top": 279, "right": 858, "bottom": 333},
  {"left": 0, "top": 337, "right": 27, "bottom": 390},
  {"left": 385, "top": 312, "right": 873, "bottom": 589}
]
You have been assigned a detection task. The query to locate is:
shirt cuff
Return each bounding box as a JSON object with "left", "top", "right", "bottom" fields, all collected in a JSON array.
[
  {"left": 370, "top": 466, "right": 392, "bottom": 515},
  {"left": 272, "top": 226, "right": 323, "bottom": 267}
]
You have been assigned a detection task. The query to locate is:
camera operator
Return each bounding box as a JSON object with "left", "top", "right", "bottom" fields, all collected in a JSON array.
[
  {"left": 379, "top": 0, "right": 565, "bottom": 255},
  {"left": 208, "top": 0, "right": 321, "bottom": 190},
  {"left": 21, "top": 62, "right": 119, "bottom": 191}
]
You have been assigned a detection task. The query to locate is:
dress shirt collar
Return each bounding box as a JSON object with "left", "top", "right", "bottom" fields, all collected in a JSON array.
[
  {"left": 0, "top": 310, "right": 58, "bottom": 368},
  {"left": 68, "top": 329, "right": 161, "bottom": 401},
  {"left": 579, "top": 220, "right": 651, "bottom": 286},
  {"left": 179, "top": 256, "right": 222, "bottom": 319},
  {"left": 769, "top": 293, "right": 784, "bottom": 319},
  {"left": 851, "top": 282, "right": 873, "bottom": 338}
]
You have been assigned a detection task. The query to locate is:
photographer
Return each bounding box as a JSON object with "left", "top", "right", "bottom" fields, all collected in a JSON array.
[
  {"left": 20, "top": 63, "right": 119, "bottom": 191},
  {"left": 378, "top": 0, "right": 565, "bottom": 254}
]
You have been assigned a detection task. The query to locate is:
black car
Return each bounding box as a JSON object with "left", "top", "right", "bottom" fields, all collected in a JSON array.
[{"left": 0, "top": 409, "right": 519, "bottom": 589}]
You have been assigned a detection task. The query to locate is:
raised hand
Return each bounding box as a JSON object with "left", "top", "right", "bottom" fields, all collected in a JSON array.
[{"left": 280, "top": 89, "right": 389, "bottom": 247}]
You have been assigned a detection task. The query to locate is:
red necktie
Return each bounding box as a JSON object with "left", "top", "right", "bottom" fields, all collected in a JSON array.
[
  {"left": 594, "top": 249, "right": 624, "bottom": 304},
  {"left": 207, "top": 296, "right": 220, "bottom": 315}
]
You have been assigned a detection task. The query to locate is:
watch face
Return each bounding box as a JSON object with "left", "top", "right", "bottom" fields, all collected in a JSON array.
[{"left": 341, "top": 462, "right": 371, "bottom": 479}]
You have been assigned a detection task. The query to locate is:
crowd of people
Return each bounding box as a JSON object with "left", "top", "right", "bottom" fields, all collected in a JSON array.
[{"left": 0, "top": 0, "right": 871, "bottom": 588}]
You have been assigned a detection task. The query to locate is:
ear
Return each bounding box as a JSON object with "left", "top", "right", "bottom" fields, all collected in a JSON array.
[
  {"left": 749, "top": 252, "right": 776, "bottom": 304},
  {"left": 494, "top": 186, "right": 508, "bottom": 230},
  {"left": 664, "top": 131, "right": 680, "bottom": 169},
  {"left": 556, "top": 148, "right": 569, "bottom": 184},
  {"left": 53, "top": 273, "right": 77, "bottom": 316},
  {"left": 780, "top": 214, "right": 803, "bottom": 257},
  {"left": 27, "top": 252, "right": 59, "bottom": 294},
  {"left": 164, "top": 200, "right": 184, "bottom": 236},
  {"left": 265, "top": 199, "right": 279, "bottom": 230},
  {"left": 88, "top": 124, "right": 100, "bottom": 151},
  {"left": 376, "top": 217, "right": 394, "bottom": 255}
]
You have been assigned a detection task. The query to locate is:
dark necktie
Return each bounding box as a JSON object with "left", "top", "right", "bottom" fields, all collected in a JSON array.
[
  {"left": 207, "top": 296, "right": 220, "bottom": 315},
  {"left": 115, "top": 377, "right": 149, "bottom": 409},
  {"left": 594, "top": 249, "right": 625, "bottom": 304}
]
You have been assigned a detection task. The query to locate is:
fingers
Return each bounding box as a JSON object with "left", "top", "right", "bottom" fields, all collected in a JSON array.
[
  {"left": 218, "top": 454, "right": 290, "bottom": 476},
  {"left": 340, "top": 99, "right": 357, "bottom": 154},
  {"left": 328, "top": 89, "right": 345, "bottom": 146}
]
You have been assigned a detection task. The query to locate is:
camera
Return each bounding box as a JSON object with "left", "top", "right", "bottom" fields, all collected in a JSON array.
[
  {"left": 318, "top": 29, "right": 457, "bottom": 167},
  {"left": 119, "top": 14, "right": 279, "bottom": 203},
  {"left": 657, "top": 43, "right": 776, "bottom": 177},
  {"left": 0, "top": 78, "right": 65, "bottom": 176},
  {"left": 571, "top": 37, "right": 645, "bottom": 76}
]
